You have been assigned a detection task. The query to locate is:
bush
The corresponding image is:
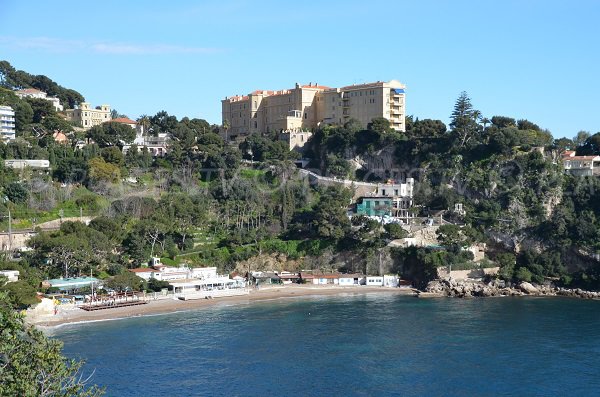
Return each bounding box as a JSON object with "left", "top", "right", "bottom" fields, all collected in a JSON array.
[{"left": 515, "top": 267, "right": 533, "bottom": 282}]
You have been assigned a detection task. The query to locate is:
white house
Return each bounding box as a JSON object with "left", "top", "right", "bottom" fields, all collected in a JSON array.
[
  {"left": 15, "top": 88, "right": 63, "bottom": 111},
  {"left": 562, "top": 150, "right": 600, "bottom": 176},
  {"left": 383, "top": 275, "right": 400, "bottom": 288},
  {"left": 190, "top": 267, "right": 218, "bottom": 280},
  {"left": 339, "top": 274, "right": 365, "bottom": 286},
  {"left": 366, "top": 276, "right": 384, "bottom": 286}
]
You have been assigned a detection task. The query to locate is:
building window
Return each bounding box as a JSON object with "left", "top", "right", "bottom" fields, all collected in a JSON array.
[
  {"left": 304, "top": 112, "right": 307, "bottom": 119},
  {"left": 254, "top": 121, "right": 257, "bottom": 128},
  {"left": 382, "top": 189, "right": 386, "bottom": 195}
]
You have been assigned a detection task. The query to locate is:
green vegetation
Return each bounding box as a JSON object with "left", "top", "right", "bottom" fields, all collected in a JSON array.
[
  {"left": 0, "top": 62, "right": 599, "bottom": 315},
  {"left": 0, "top": 291, "right": 104, "bottom": 396}
]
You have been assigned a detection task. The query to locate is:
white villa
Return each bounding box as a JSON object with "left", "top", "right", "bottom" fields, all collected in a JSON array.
[
  {"left": 562, "top": 150, "right": 600, "bottom": 176},
  {"left": 15, "top": 88, "right": 63, "bottom": 111}
]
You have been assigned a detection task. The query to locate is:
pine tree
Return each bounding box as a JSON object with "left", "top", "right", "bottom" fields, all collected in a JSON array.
[{"left": 450, "top": 91, "right": 481, "bottom": 148}]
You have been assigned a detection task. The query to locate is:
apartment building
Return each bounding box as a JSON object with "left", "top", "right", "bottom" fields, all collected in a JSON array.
[
  {"left": 15, "top": 88, "right": 63, "bottom": 111},
  {"left": 0, "top": 105, "right": 16, "bottom": 141},
  {"left": 66, "top": 102, "right": 111, "bottom": 128},
  {"left": 221, "top": 80, "right": 406, "bottom": 140}
]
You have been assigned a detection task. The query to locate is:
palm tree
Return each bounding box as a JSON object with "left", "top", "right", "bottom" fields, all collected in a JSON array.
[
  {"left": 481, "top": 117, "right": 490, "bottom": 130},
  {"left": 222, "top": 119, "right": 230, "bottom": 142},
  {"left": 137, "top": 114, "right": 150, "bottom": 135}
]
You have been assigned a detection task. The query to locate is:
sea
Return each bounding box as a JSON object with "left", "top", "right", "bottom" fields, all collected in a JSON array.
[{"left": 52, "top": 294, "right": 600, "bottom": 397}]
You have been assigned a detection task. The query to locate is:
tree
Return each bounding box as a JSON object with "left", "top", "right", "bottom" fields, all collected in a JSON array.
[
  {"left": 4, "top": 181, "right": 28, "bottom": 203},
  {"left": 0, "top": 292, "right": 104, "bottom": 396},
  {"left": 86, "top": 122, "right": 136, "bottom": 148},
  {"left": 25, "top": 97, "right": 56, "bottom": 123},
  {"left": 104, "top": 272, "right": 145, "bottom": 292},
  {"left": 311, "top": 186, "right": 352, "bottom": 240},
  {"left": 450, "top": 91, "right": 481, "bottom": 147},
  {"left": 0, "top": 281, "right": 38, "bottom": 309},
  {"left": 88, "top": 157, "right": 121, "bottom": 184},
  {"left": 384, "top": 223, "right": 407, "bottom": 239},
  {"left": 150, "top": 111, "right": 178, "bottom": 135},
  {"left": 517, "top": 119, "right": 541, "bottom": 131},
  {"left": 576, "top": 132, "right": 600, "bottom": 155},
  {"left": 491, "top": 116, "right": 516, "bottom": 129},
  {"left": 436, "top": 224, "right": 475, "bottom": 252},
  {"left": 574, "top": 130, "right": 591, "bottom": 147}
]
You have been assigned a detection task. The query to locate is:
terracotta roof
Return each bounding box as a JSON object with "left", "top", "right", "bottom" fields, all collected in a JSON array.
[
  {"left": 564, "top": 156, "right": 600, "bottom": 161},
  {"left": 17, "top": 88, "right": 44, "bottom": 94},
  {"left": 111, "top": 117, "right": 137, "bottom": 124},
  {"left": 129, "top": 268, "right": 155, "bottom": 273}
]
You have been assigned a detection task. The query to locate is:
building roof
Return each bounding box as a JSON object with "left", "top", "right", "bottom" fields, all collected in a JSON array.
[
  {"left": 339, "top": 273, "right": 364, "bottom": 278},
  {"left": 17, "top": 88, "right": 45, "bottom": 94},
  {"left": 301, "top": 84, "right": 330, "bottom": 90},
  {"left": 129, "top": 268, "right": 156, "bottom": 273},
  {"left": 564, "top": 155, "right": 600, "bottom": 161},
  {"left": 111, "top": 117, "right": 137, "bottom": 125}
]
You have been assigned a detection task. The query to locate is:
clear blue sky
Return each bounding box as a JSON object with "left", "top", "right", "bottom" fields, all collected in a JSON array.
[{"left": 1, "top": 0, "right": 599, "bottom": 138}]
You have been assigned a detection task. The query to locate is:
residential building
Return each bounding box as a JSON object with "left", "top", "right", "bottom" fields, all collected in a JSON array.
[
  {"left": 66, "top": 102, "right": 111, "bottom": 128},
  {"left": 221, "top": 80, "right": 406, "bottom": 141},
  {"left": 279, "top": 130, "right": 313, "bottom": 152},
  {"left": 561, "top": 150, "right": 600, "bottom": 176},
  {"left": 15, "top": 88, "right": 63, "bottom": 111},
  {"left": 4, "top": 159, "right": 50, "bottom": 169},
  {"left": 0, "top": 105, "right": 16, "bottom": 141},
  {"left": 355, "top": 197, "right": 393, "bottom": 217},
  {"left": 373, "top": 178, "right": 415, "bottom": 220}
]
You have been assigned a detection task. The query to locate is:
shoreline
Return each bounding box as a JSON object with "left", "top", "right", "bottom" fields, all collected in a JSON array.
[{"left": 32, "top": 285, "right": 418, "bottom": 329}]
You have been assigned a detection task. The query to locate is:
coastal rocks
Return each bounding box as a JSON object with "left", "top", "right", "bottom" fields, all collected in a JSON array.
[
  {"left": 423, "top": 278, "right": 600, "bottom": 300},
  {"left": 519, "top": 282, "right": 539, "bottom": 294}
]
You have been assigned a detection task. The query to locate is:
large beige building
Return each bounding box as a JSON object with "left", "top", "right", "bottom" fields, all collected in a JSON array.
[
  {"left": 66, "top": 102, "right": 111, "bottom": 128},
  {"left": 222, "top": 80, "right": 405, "bottom": 140}
]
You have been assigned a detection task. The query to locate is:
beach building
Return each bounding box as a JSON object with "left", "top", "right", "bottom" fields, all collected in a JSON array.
[
  {"left": 366, "top": 276, "right": 384, "bottom": 286},
  {"left": 42, "top": 277, "right": 100, "bottom": 292},
  {"left": 383, "top": 275, "right": 400, "bottom": 288},
  {"left": 15, "top": 88, "right": 63, "bottom": 111},
  {"left": 129, "top": 264, "right": 218, "bottom": 282},
  {"left": 170, "top": 275, "right": 247, "bottom": 300},
  {"left": 0, "top": 270, "right": 19, "bottom": 282},
  {"left": 278, "top": 272, "right": 301, "bottom": 284},
  {"left": 221, "top": 80, "right": 406, "bottom": 141},
  {"left": 0, "top": 105, "right": 16, "bottom": 141},
  {"left": 252, "top": 271, "right": 281, "bottom": 285},
  {"left": 66, "top": 102, "right": 111, "bottom": 128},
  {"left": 561, "top": 150, "right": 600, "bottom": 176},
  {"left": 339, "top": 274, "right": 365, "bottom": 286}
]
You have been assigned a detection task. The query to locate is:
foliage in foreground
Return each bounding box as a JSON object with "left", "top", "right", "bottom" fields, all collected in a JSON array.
[{"left": 0, "top": 292, "right": 104, "bottom": 397}]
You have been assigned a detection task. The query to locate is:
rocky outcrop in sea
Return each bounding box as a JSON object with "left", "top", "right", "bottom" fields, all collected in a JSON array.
[{"left": 422, "top": 278, "right": 600, "bottom": 299}]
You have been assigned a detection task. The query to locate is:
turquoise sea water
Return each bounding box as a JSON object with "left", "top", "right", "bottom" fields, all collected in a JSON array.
[{"left": 54, "top": 294, "right": 600, "bottom": 397}]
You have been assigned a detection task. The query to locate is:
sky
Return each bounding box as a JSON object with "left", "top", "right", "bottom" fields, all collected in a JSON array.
[{"left": 1, "top": 0, "right": 599, "bottom": 138}]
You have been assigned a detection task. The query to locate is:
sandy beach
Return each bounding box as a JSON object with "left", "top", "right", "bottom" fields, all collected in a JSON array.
[{"left": 31, "top": 285, "right": 417, "bottom": 328}]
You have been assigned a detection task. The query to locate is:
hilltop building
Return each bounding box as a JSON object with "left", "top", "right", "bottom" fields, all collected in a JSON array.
[
  {"left": 14, "top": 88, "right": 63, "bottom": 112},
  {"left": 66, "top": 102, "right": 111, "bottom": 128},
  {"left": 222, "top": 80, "right": 406, "bottom": 141},
  {"left": 0, "top": 105, "right": 16, "bottom": 141},
  {"left": 561, "top": 150, "right": 600, "bottom": 176}
]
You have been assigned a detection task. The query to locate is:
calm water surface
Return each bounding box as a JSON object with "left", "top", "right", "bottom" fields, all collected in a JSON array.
[{"left": 53, "top": 294, "right": 600, "bottom": 397}]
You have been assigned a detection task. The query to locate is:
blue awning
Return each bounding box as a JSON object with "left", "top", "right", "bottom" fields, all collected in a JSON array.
[{"left": 393, "top": 89, "right": 405, "bottom": 94}]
